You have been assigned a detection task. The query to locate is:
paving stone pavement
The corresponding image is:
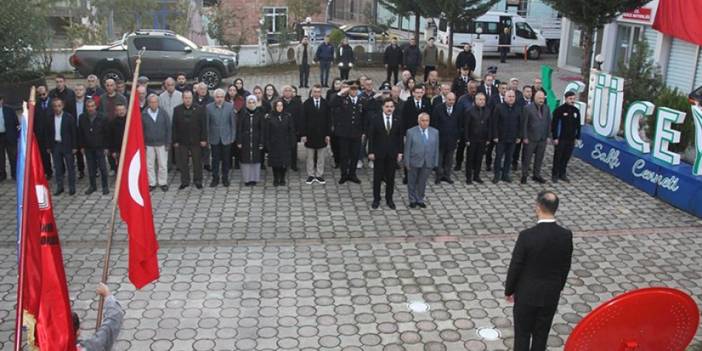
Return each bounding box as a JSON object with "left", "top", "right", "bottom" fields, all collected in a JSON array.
[{"left": 2, "top": 59, "right": 702, "bottom": 350}]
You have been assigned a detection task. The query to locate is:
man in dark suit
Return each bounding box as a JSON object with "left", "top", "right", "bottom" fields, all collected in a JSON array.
[
  {"left": 173, "top": 90, "right": 208, "bottom": 189},
  {"left": 35, "top": 86, "right": 54, "bottom": 178},
  {"left": 301, "top": 85, "right": 332, "bottom": 184},
  {"left": 451, "top": 65, "right": 472, "bottom": 98},
  {"left": 0, "top": 95, "right": 19, "bottom": 181},
  {"left": 384, "top": 37, "right": 403, "bottom": 85},
  {"left": 46, "top": 98, "right": 78, "bottom": 195},
  {"left": 431, "top": 93, "right": 461, "bottom": 184},
  {"left": 478, "top": 74, "right": 499, "bottom": 170},
  {"left": 77, "top": 99, "right": 110, "bottom": 195},
  {"left": 491, "top": 90, "right": 523, "bottom": 183},
  {"left": 477, "top": 74, "right": 499, "bottom": 103},
  {"left": 505, "top": 190, "right": 573, "bottom": 351},
  {"left": 464, "top": 93, "right": 491, "bottom": 184},
  {"left": 368, "top": 98, "right": 403, "bottom": 209},
  {"left": 401, "top": 85, "right": 432, "bottom": 183},
  {"left": 329, "top": 82, "right": 365, "bottom": 184}
]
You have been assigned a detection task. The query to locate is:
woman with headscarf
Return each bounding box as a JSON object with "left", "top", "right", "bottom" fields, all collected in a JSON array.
[
  {"left": 237, "top": 95, "right": 265, "bottom": 186},
  {"left": 265, "top": 99, "right": 296, "bottom": 186}
]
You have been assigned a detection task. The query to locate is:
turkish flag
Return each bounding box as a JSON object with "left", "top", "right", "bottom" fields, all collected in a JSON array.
[
  {"left": 18, "top": 103, "right": 77, "bottom": 350},
  {"left": 653, "top": 0, "right": 702, "bottom": 46},
  {"left": 117, "top": 97, "right": 159, "bottom": 289}
]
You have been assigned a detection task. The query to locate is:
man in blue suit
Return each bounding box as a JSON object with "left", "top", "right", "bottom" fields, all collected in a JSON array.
[
  {"left": 404, "top": 112, "right": 439, "bottom": 209},
  {"left": 0, "top": 95, "right": 19, "bottom": 181}
]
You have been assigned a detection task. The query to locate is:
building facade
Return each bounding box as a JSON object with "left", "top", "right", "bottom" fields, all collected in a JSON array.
[{"left": 558, "top": 0, "right": 702, "bottom": 93}]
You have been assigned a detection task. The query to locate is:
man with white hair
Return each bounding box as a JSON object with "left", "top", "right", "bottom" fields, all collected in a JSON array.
[
  {"left": 206, "top": 88, "right": 236, "bottom": 187},
  {"left": 159, "top": 77, "right": 183, "bottom": 166},
  {"left": 143, "top": 94, "right": 171, "bottom": 191},
  {"left": 85, "top": 74, "right": 105, "bottom": 99}
]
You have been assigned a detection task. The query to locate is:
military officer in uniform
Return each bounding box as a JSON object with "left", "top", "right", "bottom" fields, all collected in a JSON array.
[{"left": 329, "top": 81, "right": 366, "bottom": 184}]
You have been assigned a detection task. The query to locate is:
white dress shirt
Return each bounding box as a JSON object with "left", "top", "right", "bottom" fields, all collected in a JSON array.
[
  {"left": 54, "top": 114, "right": 63, "bottom": 142},
  {"left": 147, "top": 108, "right": 159, "bottom": 122}
]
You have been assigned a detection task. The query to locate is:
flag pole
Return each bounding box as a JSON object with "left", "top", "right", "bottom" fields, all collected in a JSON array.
[
  {"left": 15, "top": 87, "right": 37, "bottom": 351},
  {"left": 96, "top": 49, "right": 145, "bottom": 329}
]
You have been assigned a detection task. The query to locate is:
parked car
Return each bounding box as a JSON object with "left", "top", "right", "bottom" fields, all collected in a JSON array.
[
  {"left": 69, "top": 29, "right": 238, "bottom": 89},
  {"left": 294, "top": 22, "right": 347, "bottom": 42},
  {"left": 436, "top": 11, "right": 547, "bottom": 60},
  {"left": 340, "top": 24, "right": 390, "bottom": 41}
]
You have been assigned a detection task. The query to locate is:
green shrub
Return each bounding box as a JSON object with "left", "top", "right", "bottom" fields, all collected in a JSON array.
[
  {"left": 328, "top": 29, "right": 346, "bottom": 47},
  {"left": 646, "top": 87, "right": 695, "bottom": 154}
]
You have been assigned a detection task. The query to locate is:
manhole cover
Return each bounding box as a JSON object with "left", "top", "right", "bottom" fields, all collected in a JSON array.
[
  {"left": 477, "top": 328, "right": 501, "bottom": 341},
  {"left": 407, "top": 301, "right": 430, "bottom": 313}
]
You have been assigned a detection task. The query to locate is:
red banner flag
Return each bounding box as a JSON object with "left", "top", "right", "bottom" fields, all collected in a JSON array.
[
  {"left": 18, "top": 106, "right": 77, "bottom": 350},
  {"left": 117, "top": 97, "right": 159, "bottom": 289},
  {"left": 653, "top": 0, "right": 702, "bottom": 47}
]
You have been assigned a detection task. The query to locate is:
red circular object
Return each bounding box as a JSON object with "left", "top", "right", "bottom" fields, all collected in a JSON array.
[{"left": 565, "top": 287, "right": 699, "bottom": 351}]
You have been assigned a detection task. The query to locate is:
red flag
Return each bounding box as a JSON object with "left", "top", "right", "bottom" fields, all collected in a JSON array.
[
  {"left": 117, "top": 97, "right": 159, "bottom": 289},
  {"left": 653, "top": 0, "right": 702, "bottom": 46},
  {"left": 19, "top": 106, "right": 77, "bottom": 350}
]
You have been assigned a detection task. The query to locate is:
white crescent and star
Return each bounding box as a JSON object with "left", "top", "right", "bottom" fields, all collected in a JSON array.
[{"left": 127, "top": 151, "right": 145, "bottom": 207}]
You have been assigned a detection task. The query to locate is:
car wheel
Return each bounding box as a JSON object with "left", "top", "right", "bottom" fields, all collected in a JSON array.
[
  {"left": 198, "top": 67, "right": 222, "bottom": 89},
  {"left": 100, "top": 68, "right": 125, "bottom": 87},
  {"left": 527, "top": 46, "right": 541, "bottom": 60}
]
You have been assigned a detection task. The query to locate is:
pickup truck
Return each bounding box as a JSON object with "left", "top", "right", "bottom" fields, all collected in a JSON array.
[{"left": 69, "top": 29, "right": 238, "bottom": 89}]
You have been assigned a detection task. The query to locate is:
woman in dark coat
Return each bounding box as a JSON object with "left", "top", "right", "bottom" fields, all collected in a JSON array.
[
  {"left": 326, "top": 78, "right": 343, "bottom": 167},
  {"left": 337, "top": 38, "right": 355, "bottom": 80},
  {"left": 265, "top": 99, "right": 296, "bottom": 186},
  {"left": 237, "top": 95, "right": 266, "bottom": 186}
]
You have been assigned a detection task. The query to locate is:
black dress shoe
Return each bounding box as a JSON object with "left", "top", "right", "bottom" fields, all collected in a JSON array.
[
  {"left": 102, "top": 188, "right": 109, "bottom": 195},
  {"left": 532, "top": 176, "right": 546, "bottom": 184},
  {"left": 486, "top": 166, "right": 492, "bottom": 172},
  {"left": 338, "top": 177, "right": 347, "bottom": 184},
  {"left": 85, "top": 187, "right": 96, "bottom": 195},
  {"left": 402, "top": 177, "right": 408, "bottom": 185},
  {"left": 466, "top": 179, "right": 473, "bottom": 185},
  {"left": 204, "top": 165, "right": 212, "bottom": 172},
  {"left": 551, "top": 176, "right": 559, "bottom": 183},
  {"left": 560, "top": 176, "right": 570, "bottom": 183},
  {"left": 417, "top": 202, "right": 426, "bottom": 208},
  {"left": 280, "top": 180, "right": 286, "bottom": 186},
  {"left": 502, "top": 176, "right": 512, "bottom": 183},
  {"left": 195, "top": 183, "right": 203, "bottom": 189},
  {"left": 409, "top": 202, "right": 417, "bottom": 209},
  {"left": 474, "top": 177, "right": 484, "bottom": 184},
  {"left": 386, "top": 200, "right": 396, "bottom": 209},
  {"left": 160, "top": 185, "right": 169, "bottom": 192},
  {"left": 446, "top": 178, "right": 454, "bottom": 184},
  {"left": 435, "top": 179, "right": 441, "bottom": 185},
  {"left": 149, "top": 186, "right": 156, "bottom": 192},
  {"left": 520, "top": 176, "right": 527, "bottom": 184},
  {"left": 291, "top": 166, "right": 299, "bottom": 172},
  {"left": 54, "top": 188, "right": 64, "bottom": 196},
  {"left": 492, "top": 177, "right": 499, "bottom": 184},
  {"left": 349, "top": 176, "right": 361, "bottom": 184},
  {"left": 222, "top": 179, "right": 230, "bottom": 187},
  {"left": 68, "top": 190, "right": 76, "bottom": 196},
  {"left": 210, "top": 180, "right": 219, "bottom": 187},
  {"left": 179, "top": 184, "right": 189, "bottom": 190},
  {"left": 453, "top": 165, "right": 461, "bottom": 171},
  {"left": 78, "top": 171, "right": 85, "bottom": 179},
  {"left": 371, "top": 200, "right": 380, "bottom": 209}
]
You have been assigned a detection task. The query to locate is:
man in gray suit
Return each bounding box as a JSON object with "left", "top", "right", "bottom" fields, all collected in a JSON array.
[
  {"left": 404, "top": 113, "right": 439, "bottom": 208},
  {"left": 206, "top": 89, "right": 236, "bottom": 187},
  {"left": 521, "top": 91, "right": 551, "bottom": 184}
]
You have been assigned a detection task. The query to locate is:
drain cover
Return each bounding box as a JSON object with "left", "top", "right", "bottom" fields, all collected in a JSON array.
[
  {"left": 477, "top": 328, "right": 501, "bottom": 341},
  {"left": 407, "top": 301, "right": 430, "bottom": 313}
]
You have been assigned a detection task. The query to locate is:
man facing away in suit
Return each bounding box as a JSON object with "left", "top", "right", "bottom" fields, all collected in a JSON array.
[
  {"left": 368, "top": 98, "right": 403, "bottom": 210},
  {"left": 505, "top": 190, "right": 573, "bottom": 351},
  {"left": 404, "top": 113, "right": 439, "bottom": 209}
]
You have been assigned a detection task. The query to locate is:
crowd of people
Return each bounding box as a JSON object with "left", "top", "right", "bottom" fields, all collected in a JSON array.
[{"left": 0, "top": 35, "right": 582, "bottom": 209}]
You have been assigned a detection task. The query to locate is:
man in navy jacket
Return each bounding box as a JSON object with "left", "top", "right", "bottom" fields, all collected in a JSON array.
[
  {"left": 314, "top": 35, "right": 335, "bottom": 87},
  {"left": 0, "top": 95, "right": 19, "bottom": 181}
]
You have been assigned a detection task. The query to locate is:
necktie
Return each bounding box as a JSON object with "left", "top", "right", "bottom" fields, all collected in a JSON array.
[
  {"left": 385, "top": 116, "right": 391, "bottom": 133},
  {"left": 424, "top": 130, "right": 428, "bottom": 142},
  {"left": 416, "top": 101, "right": 420, "bottom": 110},
  {"left": 315, "top": 100, "right": 319, "bottom": 109},
  {"left": 448, "top": 107, "right": 452, "bottom": 115},
  {"left": 486, "top": 87, "right": 490, "bottom": 98}
]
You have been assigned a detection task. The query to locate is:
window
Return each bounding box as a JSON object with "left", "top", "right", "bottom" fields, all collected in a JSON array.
[
  {"left": 475, "top": 22, "right": 498, "bottom": 35},
  {"left": 133, "top": 38, "right": 162, "bottom": 51},
  {"left": 515, "top": 22, "right": 536, "bottom": 39},
  {"left": 613, "top": 25, "right": 643, "bottom": 67},
  {"left": 263, "top": 7, "right": 288, "bottom": 34},
  {"left": 161, "top": 38, "right": 188, "bottom": 51},
  {"left": 438, "top": 19, "right": 447, "bottom": 32}
]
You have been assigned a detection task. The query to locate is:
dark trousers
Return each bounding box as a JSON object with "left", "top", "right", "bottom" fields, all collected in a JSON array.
[
  {"left": 406, "top": 66, "right": 418, "bottom": 78},
  {"left": 522, "top": 140, "right": 546, "bottom": 178},
  {"left": 39, "top": 146, "right": 53, "bottom": 177},
  {"left": 75, "top": 149, "right": 85, "bottom": 174},
  {"left": 466, "top": 141, "right": 486, "bottom": 181},
  {"left": 512, "top": 141, "right": 523, "bottom": 167},
  {"left": 552, "top": 139, "right": 575, "bottom": 178},
  {"left": 290, "top": 138, "right": 299, "bottom": 170},
  {"left": 386, "top": 65, "right": 399, "bottom": 85},
  {"left": 455, "top": 136, "right": 467, "bottom": 169},
  {"left": 272, "top": 167, "right": 287, "bottom": 183},
  {"left": 176, "top": 143, "right": 203, "bottom": 185},
  {"left": 485, "top": 141, "right": 495, "bottom": 170},
  {"left": 231, "top": 144, "right": 240, "bottom": 169},
  {"left": 331, "top": 136, "right": 340, "bottom": 166},
  {"left": 319, "top": 61, "right": 331, "bottom": 86},
  {"left": 84, "top": 148, "right": 108, "bottom": 190},
  {"left": 338, "top": 136, "right": 361, "bottom": 178},
  {"left": 51, "top": 146, "right": 76, "bottom": 192},
  {"left": 494, "top": 142, "right": 516, "bottom": 179},
  {"left": 373, "top": 154, "right": 397, "bottom": 201},
  {"left": 210, "top": 143, "right": 231, "bottom": 181},
  {"left": 500, "top": 47, "right": 509, "bottom": 63},
  {"left": 437, "top": 142, "right": 456, "bottom": 180},
  {"left": 339, "top": 68, "right": 351, "bottom": 80},
  {"left": 513, "top": 302, "right": 558, "bottom": 351},
  {"left": 423, "top": 65, "right": 436, "bottom": 83},
  {"left": 0, "top": 136, "right": 17, "bottom": 179},
  {"left": 299, "top": 64, "right": 310, "bottom": 87}
]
